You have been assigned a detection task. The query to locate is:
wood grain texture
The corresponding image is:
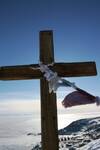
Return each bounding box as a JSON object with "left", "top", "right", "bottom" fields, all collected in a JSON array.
[
  {"left": 40, "top": 31, "right": 59, "bottom": 150},
  {"left": 53, "top": 61, "right": 97, "bottom": 77},
  {"left": 0, "top": 61, "right": 97, "bottom": 80}
]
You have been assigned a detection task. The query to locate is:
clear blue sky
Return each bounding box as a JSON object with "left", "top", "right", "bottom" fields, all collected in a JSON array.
[{"left": 0, "top": 0, "right": 100, "bottom": 101}]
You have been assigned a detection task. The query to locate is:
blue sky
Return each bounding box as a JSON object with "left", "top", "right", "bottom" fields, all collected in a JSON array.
[{"left": 0, "top": 0, "right": 100, "bottom": 102}]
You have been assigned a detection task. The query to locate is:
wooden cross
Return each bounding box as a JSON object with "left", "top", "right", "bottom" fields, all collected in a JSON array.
[{"left": 0, "top": 30, "right": 97, "bottom": 150}]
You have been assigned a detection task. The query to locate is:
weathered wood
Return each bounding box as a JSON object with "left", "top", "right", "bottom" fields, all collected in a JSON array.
[
  {"left": 0, "top": 64, "right": 41, "bottom": 80},
  {"left": 0, "top": 61, "right": 97, "bottom": 80},
  {"left": 53, "top": 61, "right": 97, "bottom": 77},
  {"left": 40, "top": 31, "right": 59, "bottom": 150},
  {"left": 0, "top": 30, "right": 98, "bottom": 150}
]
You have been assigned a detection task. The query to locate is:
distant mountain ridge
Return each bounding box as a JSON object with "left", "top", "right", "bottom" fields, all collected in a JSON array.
[
  {"left": 58, "top": 116, "right": 100, "bottom": 149},
  {"left": 59, "top": 116, "right": 100, "bottom": 135},
  {"left": 32, "top": 117, "right": 100, "bottom": 149}
]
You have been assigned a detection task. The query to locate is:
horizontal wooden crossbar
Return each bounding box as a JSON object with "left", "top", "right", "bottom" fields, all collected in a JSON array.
[
  {"left": 0, "top": 61, "right": 97, "bottom": 80},
  {"left": 54, "top": 61, "right": 97, "bottom": 77}
]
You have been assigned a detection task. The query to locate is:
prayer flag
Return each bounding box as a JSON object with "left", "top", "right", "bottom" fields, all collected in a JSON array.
[{"left": 62, "top": 88, "right": 96, "bottom": 108}]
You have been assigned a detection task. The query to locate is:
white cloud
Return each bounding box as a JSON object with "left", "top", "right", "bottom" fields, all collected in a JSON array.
[
  {"left": 0, "top": 91, "right": 40, "bottom": 101},
  {"left": 57, "top": 100, "right": 100, "bottom": 115},
  {"left": 0, "top": 92, "right": 100, "bottom": 130},
  {"left": 0, "top": 99, "right": 40, "bottom": 115}
]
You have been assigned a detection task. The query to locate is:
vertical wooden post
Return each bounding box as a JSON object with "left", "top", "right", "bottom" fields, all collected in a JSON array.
[{"left": 40, "top": 31, "right": 59, "bottom": 150}]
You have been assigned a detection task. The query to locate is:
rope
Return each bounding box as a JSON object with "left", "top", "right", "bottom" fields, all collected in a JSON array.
[{"left": 30, "top": 62, "right": 100, "bottom": 106}]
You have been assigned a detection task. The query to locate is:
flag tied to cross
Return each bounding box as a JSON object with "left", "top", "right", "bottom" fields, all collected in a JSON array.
[
  {"left": 38, "top": 63, "right": 100, "bottom": 108},
  {"left": 62, "top": 87, "right": 100, "bottom": 108}
]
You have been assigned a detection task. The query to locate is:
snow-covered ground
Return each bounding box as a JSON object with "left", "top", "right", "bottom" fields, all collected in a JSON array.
[
  {"left": 0, "top": 100, "right": 100, "bottom": 150},
  {"left": 58, "top": 117, "right": 100, "bottom": 150},
  {"left": 0, "top": 115, "right": 100, "bottom": 150},
  {"left": 80, "top": 139, "right": 100, "bottom": 150}
]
